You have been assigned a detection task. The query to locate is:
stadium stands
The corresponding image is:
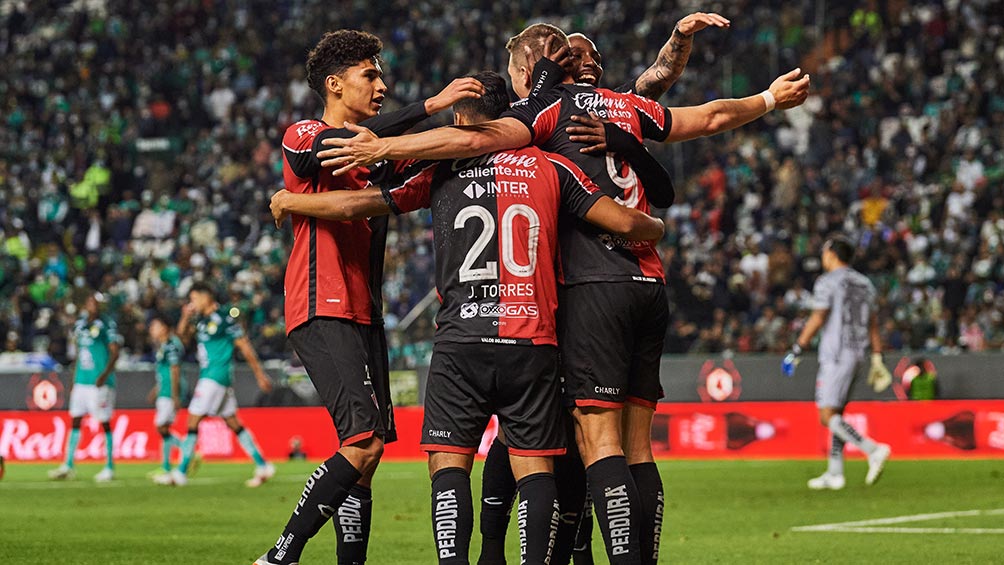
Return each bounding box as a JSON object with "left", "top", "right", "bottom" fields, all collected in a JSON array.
[{"left": 1, "top": 0, "right": 1001, "bottom": 370}]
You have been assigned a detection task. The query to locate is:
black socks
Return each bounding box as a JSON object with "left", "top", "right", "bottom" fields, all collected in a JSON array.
[
  {"left": 477, "top": 439, "right": 517, "bottom": 565},
  {"left": 515, "top": 472, "right": 561, "bottom": 565},
  {"left": 586, "top": 456, "right": 641, "bottom": 565},
  {"left": 628, "top": 463, "right": 664, "bottom": 565},
  {"left": 267, "top": 452, "right": 362, "bottom": 564},
  {"left": 432, "top": 467, "right": 473, "bottom": 564},
  {"left": 335, "top": 484, "right": 373, "bottom": 564}
]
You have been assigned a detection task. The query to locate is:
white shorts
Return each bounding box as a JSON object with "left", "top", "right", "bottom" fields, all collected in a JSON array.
[
  {"left": 154, "top": 397, "right": 177, "bottom": 427},
  {"left": 68, "top": 384, "right": 115, "bottom": 422},
  {"left": 188, "top": 379, "right": 238, "bottom": 418},
  {"left": 815, "top": 355, "right": 862, "bottom": 409}
]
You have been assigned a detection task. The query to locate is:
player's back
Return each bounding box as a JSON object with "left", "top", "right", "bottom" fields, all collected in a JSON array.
[
  {"left": 383, "top": 146, "right": 602, "bottom": 346},
  {"left": 816, "top": 267, "right": 876, "bottom": 360},
  {"left": 504, "top": 84, "right": 671, "bottom": 284}
]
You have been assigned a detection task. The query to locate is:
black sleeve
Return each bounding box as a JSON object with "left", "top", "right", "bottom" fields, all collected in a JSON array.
[
  {"left": 612, "top": 78, "right": 638, "bottom": 94},
  {"left": 311, "top": 100, "right": 430, "bottom": 154},
  {"left": 603, "top": 122, "right": 675, "bottom": 208},
  {"left": 530, "top": 57, "right": 567, "bottom": 97}
]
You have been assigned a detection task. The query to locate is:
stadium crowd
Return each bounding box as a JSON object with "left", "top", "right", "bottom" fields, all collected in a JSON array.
[{"left": 1, "top": 0, "right": 1002, "bottom": 369}]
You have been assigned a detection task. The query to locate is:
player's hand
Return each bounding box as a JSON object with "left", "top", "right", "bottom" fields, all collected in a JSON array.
[
  {"left": 868, "top": 353, "right": 892, "bottom": 393},
  {"left": 181, "top": 302, "right": 197, "bottom": 317},
  {"left": 675, "top": 12, "right": 731, "bottom": 36},
  {"left": 257, "top": 375, "right": 274, "bottom": 394},
  {"left": 173, "top": 396, "right": 181, "bottom": 411},
  {"left": 525, "top": 33, "right": 572, "bottom": 74},
  {"left": 425, "top": 77, "right": 484, "bottom": 115},
  {"left": 146, "top": 389, "right": 156, "bottom": 405},
  {"left": 769, "top": 68, "right": 811, "bottom": 110},
  {"left": 566, "top": 113, "right": 608, "bottom": 154},
  {"left": 270, "top": 189, "right": 292, "bottom": 228},
  {"left": 95, "top": 375, "right": 108, "bottom": 388},
  {"left": 781, "top": 344, "right": 802, "bottom": 377},
  {"left": 318, "top": 123, "right": 387, "bottom": 176}
]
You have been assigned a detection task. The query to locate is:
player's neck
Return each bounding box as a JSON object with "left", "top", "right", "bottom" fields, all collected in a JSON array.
[{"left": 322, "top": 102, "right": 365, "bottom": 128}]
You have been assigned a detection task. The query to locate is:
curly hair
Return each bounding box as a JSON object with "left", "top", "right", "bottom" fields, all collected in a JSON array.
[{"left": 306, "top": 30, "right": 383, "bottom": 101}]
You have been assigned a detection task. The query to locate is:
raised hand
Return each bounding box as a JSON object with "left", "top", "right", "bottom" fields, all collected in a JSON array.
[
  {"left": 769, "top": 68, "right": 811, "bottom": 110},
  {"left": 675, "top": 12, "right": 731, "bottom": 36},
  {"left": 524, "top": 33, "right": 571, "bottom": 73},
  {"left": 425, "top": 77, "right": 485, "bottom": 115}
]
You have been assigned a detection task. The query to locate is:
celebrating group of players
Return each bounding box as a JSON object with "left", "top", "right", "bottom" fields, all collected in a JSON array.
[{"left": 257, "top": 12, "right": 811, "bottom": 565}]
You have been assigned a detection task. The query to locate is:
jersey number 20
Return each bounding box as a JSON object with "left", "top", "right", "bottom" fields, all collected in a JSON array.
[{"left": 455, "top": 204, "right": 540, "bottom": 282}]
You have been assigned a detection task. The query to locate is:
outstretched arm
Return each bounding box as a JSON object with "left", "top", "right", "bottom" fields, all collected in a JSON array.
[
  {"left": 664, "top": 68, "right": 810, "bottom": 143},
  {"left": 634, "top": 12, "right": 730, "bottom": 100},
  {"left": 583, "top": 197, "right": 665, "bottom": 241},
  {"left": 317, "top": 118, "right": 531, "bottom": 175},
  {"left": 271, "top": 187, "right": 391, "bottom": 225}
]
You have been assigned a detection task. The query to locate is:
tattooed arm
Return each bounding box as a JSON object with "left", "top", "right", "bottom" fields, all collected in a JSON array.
[{"left": 634, "top": 12, "right": 730, "bottom": 101}]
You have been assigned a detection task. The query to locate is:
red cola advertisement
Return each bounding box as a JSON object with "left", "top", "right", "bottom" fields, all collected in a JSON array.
[{"left": 1, "top": 401, "right": 1003, "bottom": 462}]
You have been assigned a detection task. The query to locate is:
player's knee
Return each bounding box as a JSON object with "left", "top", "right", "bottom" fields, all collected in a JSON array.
[
  {"left": 101, "top": 422, "right": 112, "bottom": 433},
  {"left": 70, "top": 417, "right": 83, "bottom": 429},
  {"left": 348, "top": 437, "right": 384, "bottom": 472}
]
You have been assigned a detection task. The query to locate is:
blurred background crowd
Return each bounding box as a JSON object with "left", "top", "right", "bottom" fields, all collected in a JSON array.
[{"left": 1, "top": 0, "right": 1002, "bottom": 369}]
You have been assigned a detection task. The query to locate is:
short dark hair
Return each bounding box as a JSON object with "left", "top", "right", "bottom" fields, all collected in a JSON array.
[
  {"left": 505, "top": 23, "right": 568, "bottom": 69},
  {"left": 824, "top": 235, "right": 855, "bottom": 264},
  {"left": 306, "top": 30, "right": 383, "bottom": 101},
  {"left": 189, "top": 282, "right": 216, "bottom": 300},
  {"left": 453, "top": 71, "right": 509, "bottom": 121},
  {"left": 149, "top": 314, "right": 173, "bottom": 328}
]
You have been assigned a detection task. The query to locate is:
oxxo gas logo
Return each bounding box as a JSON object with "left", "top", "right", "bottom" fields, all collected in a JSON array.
[{"left": 459, "top": 302, "right": 539, "bottom": 319}]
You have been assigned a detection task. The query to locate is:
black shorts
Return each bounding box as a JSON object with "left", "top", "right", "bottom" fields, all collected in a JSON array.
[
  {"left": 422, "top": 342, "right": 565, "bottom": 456},
  {"left": 558, "top": 281, "right": 668, "bottom": 409},
  {"left": 288, "top": 317, "right": 397, "bottom": 446}
]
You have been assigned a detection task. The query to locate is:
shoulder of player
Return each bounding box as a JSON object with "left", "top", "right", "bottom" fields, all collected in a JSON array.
[{"left": 282, "top": 119, "right": 327, "bottom": 150}]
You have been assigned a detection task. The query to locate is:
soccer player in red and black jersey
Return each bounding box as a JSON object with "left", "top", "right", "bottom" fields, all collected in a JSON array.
[
  {"left": 256, "top": 30, "right": 483, "bottom": 565},
  {"left": 317, "top": 24, "right": 809, "bottom": 565},
  {"left": 270, "top": 70, "right": 667, "bottom": 565}
]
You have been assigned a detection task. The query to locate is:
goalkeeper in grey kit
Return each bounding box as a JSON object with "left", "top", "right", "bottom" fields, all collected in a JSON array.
[{"left": 782, "top": 236, "right": 892, "bottom": 490}]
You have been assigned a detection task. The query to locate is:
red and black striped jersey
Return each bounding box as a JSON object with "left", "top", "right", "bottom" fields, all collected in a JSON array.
[
  {"left": 503, "top": 84, "right": 673, "bottom": 285},
  {"left": 280, "top": 102, "right": 430, "bottom": 333},
  {"left": 381, "top": 147, "right": 603, "bottom": 346}
]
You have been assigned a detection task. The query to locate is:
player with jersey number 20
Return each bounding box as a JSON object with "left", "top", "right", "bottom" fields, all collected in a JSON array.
[{"left": 269, "top": 70, "right": 667, "bottom": 565}]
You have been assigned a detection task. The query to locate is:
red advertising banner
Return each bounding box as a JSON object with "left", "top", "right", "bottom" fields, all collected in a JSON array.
[{"left": 1, "top": 401, "right": 1002, "bottom": 462}]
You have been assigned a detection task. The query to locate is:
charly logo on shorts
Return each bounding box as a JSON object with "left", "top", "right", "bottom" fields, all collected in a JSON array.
[{"left": 460, "top": 303, "right": 479, "bottom": 319}]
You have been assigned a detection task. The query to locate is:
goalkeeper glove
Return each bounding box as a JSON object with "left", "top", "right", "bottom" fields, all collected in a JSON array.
[
  {"left": 868, "top": 353, "right": 892, "bottom": 392},
  {"left": 782, "top": 343, "right": 802, "bottom": 377}
]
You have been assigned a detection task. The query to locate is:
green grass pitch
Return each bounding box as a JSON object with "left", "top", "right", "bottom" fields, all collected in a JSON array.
[{"left": 1, "top": 459, "right": 1002, "bottom": 564}]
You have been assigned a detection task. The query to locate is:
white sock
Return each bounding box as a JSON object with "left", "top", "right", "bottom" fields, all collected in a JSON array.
[
  {"left": 827, "top": 433, "right": 845, "bottom": 476},
  {"left": 828, "top": 414, "right": 877, "bottom": 454}
]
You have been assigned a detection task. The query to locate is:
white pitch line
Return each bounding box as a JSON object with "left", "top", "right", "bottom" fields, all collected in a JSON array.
[
  {"left": 801, "top": 527, "right": 1004, "bottom": 535},
  {"left": 792, "top": 508, "right": 1004, "bottom": 535}
]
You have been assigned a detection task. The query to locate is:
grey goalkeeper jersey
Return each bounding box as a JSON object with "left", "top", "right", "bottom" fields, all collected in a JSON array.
[{"left": 810, "top": 267, "right": 877, "bottom": 361}]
